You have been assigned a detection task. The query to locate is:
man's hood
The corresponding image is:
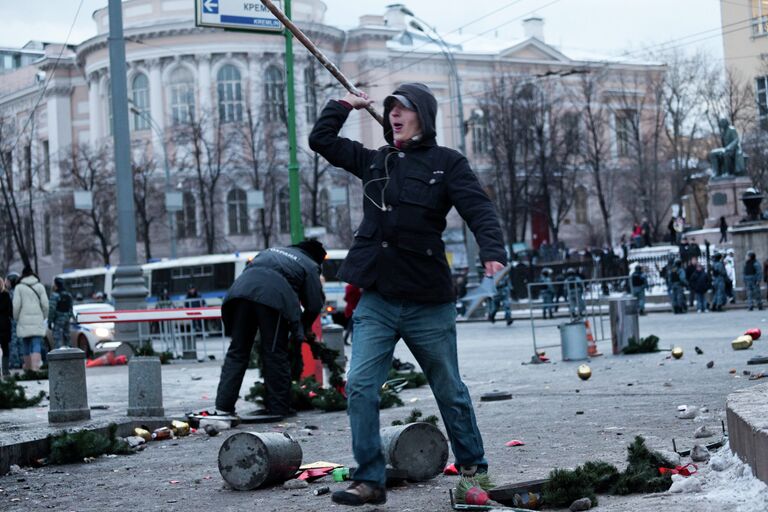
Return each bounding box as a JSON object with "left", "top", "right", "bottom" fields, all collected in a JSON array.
[{"left": 383, "top": 83, "right": 438, "bottom": 147}]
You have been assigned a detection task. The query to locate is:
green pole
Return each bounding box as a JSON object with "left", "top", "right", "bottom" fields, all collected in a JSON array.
[{"left": 284, "top": 0, "right": 303, "bottom": 244}]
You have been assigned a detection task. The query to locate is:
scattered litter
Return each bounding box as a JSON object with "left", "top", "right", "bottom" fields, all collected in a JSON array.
[
  {"left": 732, "top": 335, "right": 753, "bottom": 351},
  {"left": 749, "top": 372, "right": 768, "bottom": 381},
  {"left": 191, "top": 376, "right": 202, "bottom": 381},
  {"left": 313, "top": 486, "right": 330, "bottom": 496},
  {"left": 283, "top": 478, "right": 309, "bottom": 490},
  {"left": 691, "top": 444, "right": 711, "bottom": 462},
  {"left": 729, "top": 368, "right": 737, "bottom": 374},
  {"left": 169, "top": 480, "right": 180, "bottom": 484},
  {"left": 480, "top": 390, "right": 512, "bottom": 402},
  {"left": 745, "top": 328, "right": 762, "bottom": 340},
  {"left": 706, "top": 361, "right": 715, "bottom": 369},
  {"left": 678, "top": 406, "right": 698, "bottom": 419},
  {"left": 659, "top": 463, "right": 698, "bottom": 477},
  {"left": 694, "top": 426, "right": 714, "bottom": 439},
  {"left": 569, "top": 496, "right": 592, "bottom": 511},
  {"left": 125, "top": 436, "right": 146, "bottom": 448},
  {"left": 695, "top": 346, "right": 704, "bottom": 355},
  {"left": 576, "top": 411, "right": 584, "bottom": 415},
  {"left": 444, "top": 463, "right": 459, "bottom": 476},
  {"left": 505, "top": 440, "right": 525, "bottom": 447}
]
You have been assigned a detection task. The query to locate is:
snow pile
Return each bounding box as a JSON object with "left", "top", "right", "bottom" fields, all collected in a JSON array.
[{"left": 678, "top": 446, "right": 768, "bottom": 511}]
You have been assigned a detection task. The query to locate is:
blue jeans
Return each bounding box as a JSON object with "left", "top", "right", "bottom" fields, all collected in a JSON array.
[
  {"left": 22, "top": 336, "right": 42, "bottom": 355},
  {"left": 346, "top": 291, "right": 486, "bottom": 487}
]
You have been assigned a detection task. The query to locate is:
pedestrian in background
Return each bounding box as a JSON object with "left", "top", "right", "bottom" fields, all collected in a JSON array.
[
  {"left": 668, "top": 259, "right": 687, "bottom": 314},
  {"left": 719, "top": 216, "right": 728, "bottom": 243},
  {"left": 310, "top": 83, "right": 506, "bottom": 506},
  {"left": 629, "top": 265, "right": 648, "bottom": 315},
  {"left": 689, "top": 263, "right": 710, "bottom": 313},
  {"left": 744, "top": 251, "right": 763, "bottom": 311},
  {"left": 564, "top": 269, "right": 586, "bottom": 319},
  {"left": 6, "top": 272, "right": 21, "bottom": 370},
  {"left": 12, "top": 266, "right": 48, "bottom": 371},
  {"left": 539, "top": 268, "right": 555, "bottom": 319},
  {"left": 0, "top": 279, "right": 11, "bottom": 377},
  {"left": 214, "top": 240, "right": 326, "bottom": 421},
  {"left": 48, "top": 277, "right": 74, "bottom": 349},
  {"left": 711, "top": 253, "right": 727, "bottom": 312}
]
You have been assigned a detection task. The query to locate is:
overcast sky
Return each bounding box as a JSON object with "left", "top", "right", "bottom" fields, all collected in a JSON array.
[{"left": 0, "top": 0, "right": 725, "bottom": 60}]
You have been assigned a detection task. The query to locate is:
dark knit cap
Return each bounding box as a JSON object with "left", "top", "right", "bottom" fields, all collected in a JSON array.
[{"left": 295, "top": 239, "right": 327, "bottom": 265}]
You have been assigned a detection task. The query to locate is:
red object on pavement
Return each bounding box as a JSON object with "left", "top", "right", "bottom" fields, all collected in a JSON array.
[
  {"left": 745, "top": 328, "right": 761, "bottom": 340},
  {"left": 113, "top": 355, "right": 128, "bottom": 365},
  {"left": 86, "top": 351, "right": 115, "bottom": 368},
  {"left": 505, "top": 440, "right": 525, "bottom": 447},
  {"left": 296, "top": 467, "right": 334, "bottom": 481},
  {"left": 464, "top": 487, "right": 490, "bottom": 505},
  {"left": 443, "top": 463, "right": 459, "bottom": 475},
  {"left": 301, "top": 317, "right": 323, "bottom": 382},
  {"left": 658, "top": 463, "right": 698, "bottom": 477}
]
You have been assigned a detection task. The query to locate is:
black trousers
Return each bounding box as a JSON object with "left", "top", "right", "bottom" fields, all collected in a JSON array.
[{"left": 215, "top": 299, "right": 292, "bottom": 415}]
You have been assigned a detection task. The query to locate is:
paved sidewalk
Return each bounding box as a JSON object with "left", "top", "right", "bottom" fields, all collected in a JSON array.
[{"left": 2, "top": 309, "right": 768, "bottom": 511}]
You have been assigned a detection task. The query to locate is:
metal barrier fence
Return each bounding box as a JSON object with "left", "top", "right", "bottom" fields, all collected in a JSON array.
[
  {"left": 526, "top": 275, "right": 630, "bottom": 359},
  {"left": 138, "top": 318, "right": 228, "bottom": 360}
]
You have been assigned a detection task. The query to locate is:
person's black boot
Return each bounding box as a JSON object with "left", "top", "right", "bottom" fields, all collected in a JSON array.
[{"left": 331, "top": 481, "right": 386, "bottom": 506}]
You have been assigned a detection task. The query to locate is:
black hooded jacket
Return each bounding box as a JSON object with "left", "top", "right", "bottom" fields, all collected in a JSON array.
[
  {"left": 309, "top": 83, "right": 507, "bottom": 303},
  {"left": 221, "top": 247, "right": 324, "bottom": 338}
]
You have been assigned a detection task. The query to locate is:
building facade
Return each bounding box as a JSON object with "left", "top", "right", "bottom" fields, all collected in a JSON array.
[{"left": 0, "top": 0, "right": 664, "bottom": 282}]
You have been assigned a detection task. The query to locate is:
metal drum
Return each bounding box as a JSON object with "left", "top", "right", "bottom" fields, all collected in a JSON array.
[
  {"left": 380, "top": 423, "right": 448, "bottom": 481},
  {"left": 559, "top": 321, "right": 588, "bottom": 361},
  {"left": 218, "top": 432, "right": 302, "bottom": 490},
  {"left": 608, "top": 296, "right": 639, "bottom": 355}
]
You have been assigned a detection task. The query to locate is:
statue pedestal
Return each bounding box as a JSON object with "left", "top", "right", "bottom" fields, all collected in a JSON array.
[{"left": 707, "top": 175, "right": 752, "bottom": 227}]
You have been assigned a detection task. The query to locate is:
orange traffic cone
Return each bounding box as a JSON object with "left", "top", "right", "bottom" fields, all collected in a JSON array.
[
  {"left": 585, "top": 320, "right": 602, "bottom": 357},
  {"left": 86, "top": 351, "right": 116, "bottom": 368}
]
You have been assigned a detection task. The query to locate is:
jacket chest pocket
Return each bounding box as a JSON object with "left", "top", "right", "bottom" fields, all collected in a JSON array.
[{"left": 399, "top": 173, "right": 445, "bottom": 208}]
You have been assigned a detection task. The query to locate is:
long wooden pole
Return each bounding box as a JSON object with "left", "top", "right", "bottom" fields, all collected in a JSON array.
[{"left": 260, "top": 0, "right": 384, "bottom": 125}]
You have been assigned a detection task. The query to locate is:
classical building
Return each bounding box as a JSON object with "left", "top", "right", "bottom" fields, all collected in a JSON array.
[{"left": 0, "top": 0, "right": 664, "bottom": 281}]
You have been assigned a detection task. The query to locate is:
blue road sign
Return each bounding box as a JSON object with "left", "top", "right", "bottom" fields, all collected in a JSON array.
[{"left": 196, "top": 0, "right": 282, "bottom": 32}]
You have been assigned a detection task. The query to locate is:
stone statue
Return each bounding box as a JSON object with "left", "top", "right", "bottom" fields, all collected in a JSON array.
[{"left": 709, "top": 118, "right": 746, "bottom": 177}]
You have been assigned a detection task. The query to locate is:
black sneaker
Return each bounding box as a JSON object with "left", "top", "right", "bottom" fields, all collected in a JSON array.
[{"left": 331, "top": 481, "right": 386, "bottom": 506}]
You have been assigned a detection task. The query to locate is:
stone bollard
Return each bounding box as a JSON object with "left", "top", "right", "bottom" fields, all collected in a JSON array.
[
  {"left": 48, "top": 347, "right": 91, "bottom": 423},
  {"left": 127, "top": 356, "right": 164, "bottom": 417}
]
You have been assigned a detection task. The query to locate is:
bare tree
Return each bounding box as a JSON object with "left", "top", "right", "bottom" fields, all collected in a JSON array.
[
  {"left": 0, "top": 115, "right": 36, "bottom": 270},
  {"left": 481, "top": 74, "right": 532, "bottom": 248},
  {"left": 578, "top": 69, "right": 616, "bottom": 246},
  {"left": 240, "top": 105, "right": 284, "bottom": 249},
  {"left": 62, "top": 144, "right": 118, "bottom": 266},
  {"left": 131, "top": 147, "right": 162, "bottom": 261},
  {"left": 176, "top": 110, "right": 236, "bottom": 254}
]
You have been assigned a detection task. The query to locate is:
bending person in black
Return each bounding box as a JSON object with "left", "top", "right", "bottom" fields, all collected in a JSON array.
[{"left": 214, "top": 240, "right": 326, "bottom": 420}]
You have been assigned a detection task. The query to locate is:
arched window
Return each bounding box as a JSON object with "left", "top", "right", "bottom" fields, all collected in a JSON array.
[
  {"left": 304, "top": 66, "right": 317, "bottom": 123},
  {"left": 278, "top": 186, "right": 291, "bottom": 233},
  {"left": 169, "top": 67, "right": 195, "bottom": 125},
  {"left": 227, "top": 188, "right": 249, "bottom": 235},
  {"left": 131, "top": 73, "right": 150, "bottom": 131},
  {"left": 217, "top": 64, "right": 243, "bottom": 123},
  {"left": 264, "top": 66, "right": 285, "bottom": 122},
  {"left": 318, "top": 188, "right": 329, "bottom": 227},
  {"left": 176, "top": 191, "right": 197, "bottom": 238},
  {"left": 575, "top": 186, "right": 587, "bottom": 225}
]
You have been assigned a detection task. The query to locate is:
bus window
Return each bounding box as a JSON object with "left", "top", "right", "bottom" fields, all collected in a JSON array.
[{"left": 214, "top": 263, "right": 235, "bottom": 290}]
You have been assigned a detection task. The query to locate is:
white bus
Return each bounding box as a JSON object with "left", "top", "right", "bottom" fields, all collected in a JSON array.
[{"left": 57, "top": 249, "right": 349, "bottom": 310}]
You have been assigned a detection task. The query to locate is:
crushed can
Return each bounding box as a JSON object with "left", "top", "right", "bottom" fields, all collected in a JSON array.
[
  {"left": 134, "top": 427, "right": 152, "bottom": 442},
  {"left": 152, "top": 427, "right": 173, "bottom": 440},
  {"left": 171, "top": 420, "right": 190, "bottom": 437}
]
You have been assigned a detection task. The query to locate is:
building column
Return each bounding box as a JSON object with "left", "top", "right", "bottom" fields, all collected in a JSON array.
[
  {"left": 148, "top": 58, "right": 165, "bottom": 161},
  {"left": 87, "top": 71, "right": 101, "bottom": 147},
  {"left": 248, "top": 55, "right": 261, "bottom": 117},
  {"left": 196, "top": 54, "right": 214, "bottom": 142},
  {"left": 46, "top": 85, "right": 73, "bottom": 187}
]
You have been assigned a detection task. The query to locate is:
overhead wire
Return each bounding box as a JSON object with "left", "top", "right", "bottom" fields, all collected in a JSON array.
[{"left": 6, "top": 0, "right": 86, "bottom": 157}]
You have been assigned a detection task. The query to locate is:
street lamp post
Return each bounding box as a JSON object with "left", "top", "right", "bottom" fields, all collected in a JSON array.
[
  {"left": 107, "top": 0, "right": 149, "bottom": 347},
  {"left": 399, "top": 6, "right": 481, "bottom": 283},
  {"left": 129, "top": 105, "right": 177, "bottom": 259}
]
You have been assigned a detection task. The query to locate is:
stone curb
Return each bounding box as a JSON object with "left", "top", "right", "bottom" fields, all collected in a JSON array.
[
  {"left": 726, "top": 381, "right": 768, "bottom": 484},
  {"left": 0, "top": 417, "right": 171, "bottom": 476}
]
